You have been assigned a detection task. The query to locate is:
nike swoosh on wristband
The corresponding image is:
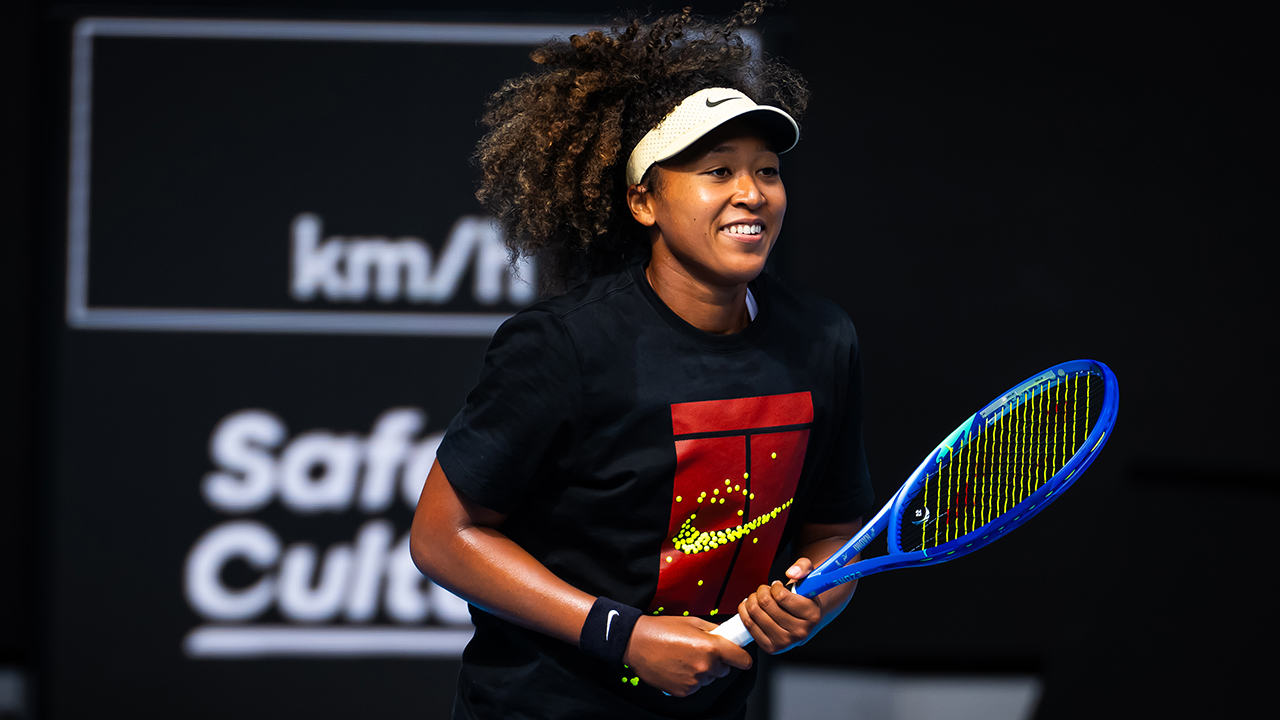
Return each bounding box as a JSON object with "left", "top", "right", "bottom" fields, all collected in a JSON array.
[
  {"left": 705, "top": 96, "right": 741, "bottom": 107},
  {"left": 605, "top": 609, "right": 620, "bottom": 640}
]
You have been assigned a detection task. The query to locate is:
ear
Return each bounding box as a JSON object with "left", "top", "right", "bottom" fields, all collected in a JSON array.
[{"left": 626, "top": 182, "right": 658, "bottom": 227}]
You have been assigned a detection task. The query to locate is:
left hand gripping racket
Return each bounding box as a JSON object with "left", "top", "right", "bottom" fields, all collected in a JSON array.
[{"left": 712, "top": 359, "right": 1119, "bottom": 646}]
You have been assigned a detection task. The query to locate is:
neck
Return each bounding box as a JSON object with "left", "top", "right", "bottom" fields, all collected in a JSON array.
[{"left": 644, "top": 249, "right": 752, "bottom": 335}]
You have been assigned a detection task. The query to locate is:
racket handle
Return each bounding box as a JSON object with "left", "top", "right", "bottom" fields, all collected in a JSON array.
[{"left": 710, "top": 614, "right": 753, "bottom": 647}]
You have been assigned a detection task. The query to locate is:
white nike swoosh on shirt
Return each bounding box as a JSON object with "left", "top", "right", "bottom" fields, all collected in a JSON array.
[{"left": 605, "top": 609, "right": 620, "bottom": 640}]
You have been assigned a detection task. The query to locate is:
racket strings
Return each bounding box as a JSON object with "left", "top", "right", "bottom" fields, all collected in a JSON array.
[{"left": 899, "top": 372, "right": 1107, "bottom": 553}]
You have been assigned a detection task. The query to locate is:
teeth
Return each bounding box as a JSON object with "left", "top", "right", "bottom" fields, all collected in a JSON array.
[{"left": 726, "top": 224, "right": 763, "bottom": 235}]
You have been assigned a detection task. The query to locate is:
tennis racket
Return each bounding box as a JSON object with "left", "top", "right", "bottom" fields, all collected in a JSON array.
[{"left": 711, "top": 359, "right": 1119, "bottom": 646}]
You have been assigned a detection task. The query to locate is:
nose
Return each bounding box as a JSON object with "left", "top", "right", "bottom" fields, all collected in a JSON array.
[{"left": 732, "top": 172, "right": 765, "bottom": 209}]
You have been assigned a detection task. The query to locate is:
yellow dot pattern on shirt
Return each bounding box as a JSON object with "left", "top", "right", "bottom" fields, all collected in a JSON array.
[
  {"left": 697, "top": 486, "right": 727, "bottom": 504},
  {"left": 670, "top": 498, "right": 795, "bottom": 554}
]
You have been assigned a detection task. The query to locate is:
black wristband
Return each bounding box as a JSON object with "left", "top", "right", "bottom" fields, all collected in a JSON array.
[{"left": 579, "top": 597, "right": 642, "bottom": 666}]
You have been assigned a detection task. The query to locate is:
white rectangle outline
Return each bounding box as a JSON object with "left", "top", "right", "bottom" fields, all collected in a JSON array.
[
  {"left": 65, "top": 18, "right": 596, "bottom": 337},
  {"left": 184, "top": 625, "right": 474, "bottom": 658}
]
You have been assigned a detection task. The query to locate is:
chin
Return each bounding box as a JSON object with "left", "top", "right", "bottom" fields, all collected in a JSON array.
[{"left": 716, "top": 256, "right": 768, "bottom": 285}]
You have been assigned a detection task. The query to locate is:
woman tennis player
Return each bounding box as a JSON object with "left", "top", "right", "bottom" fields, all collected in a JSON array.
[{"left": 411, "top": 3, "right": 873, "bottom": 718}]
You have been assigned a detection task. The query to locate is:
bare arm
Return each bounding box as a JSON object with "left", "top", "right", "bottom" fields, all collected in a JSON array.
[
  {"left": 736, "top": 517, "right": 864, "bottom": 653},
  {"left": 410, "top": 459, "right": 752, "bottom": 696},
  {"left": 409, "top": 458, "right": 594, "bottom": 644}
]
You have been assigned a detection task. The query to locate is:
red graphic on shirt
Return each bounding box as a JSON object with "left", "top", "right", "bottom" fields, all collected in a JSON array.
[{"left": 647, "top": 392, "right": 813, "bottom": 617}]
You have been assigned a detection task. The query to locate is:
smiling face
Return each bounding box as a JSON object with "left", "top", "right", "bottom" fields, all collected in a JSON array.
[{"left": 628, "top": 119, "right": 787, "bottom": 290}]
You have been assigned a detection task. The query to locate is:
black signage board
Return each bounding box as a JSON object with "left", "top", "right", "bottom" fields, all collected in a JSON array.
[{"left": 46, "top": 19, "right": 595, "bottom": 719}]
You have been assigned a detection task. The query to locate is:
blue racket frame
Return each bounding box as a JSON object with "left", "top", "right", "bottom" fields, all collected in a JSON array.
[{"left": 792, "top": 359, "right": 1119, "bottom": 598}]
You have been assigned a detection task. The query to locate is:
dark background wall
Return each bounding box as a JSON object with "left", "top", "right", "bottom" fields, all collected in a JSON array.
[
  {"left": 2, "top": 2, "right": 1272, "bottom": 718},
  {"left": 777, "top": 6, "right": 1273, "bottom": 719}
]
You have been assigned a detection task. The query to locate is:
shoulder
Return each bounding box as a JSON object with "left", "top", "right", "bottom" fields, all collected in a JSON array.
[
  {"left": 524, "top": 265, "right": 641, "bottom": 320},
  {"left": 498, "top": 265, "right": 643, "bottom": 337},
  {"left": 483, "top": 267, "right": 644, "bottom": 370}
]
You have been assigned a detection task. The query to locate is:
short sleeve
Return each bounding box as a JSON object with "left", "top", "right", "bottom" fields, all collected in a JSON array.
[
  {"left": 803, "top": 329, "right": 874, "bottom": 524},
  {"left": 435, "top": 310, "right": 580, "bottom": 515}
]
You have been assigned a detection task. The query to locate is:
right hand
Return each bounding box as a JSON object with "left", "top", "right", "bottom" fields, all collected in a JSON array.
[{"left": 622, "top": 615, "right": 754, "bottom": 697}]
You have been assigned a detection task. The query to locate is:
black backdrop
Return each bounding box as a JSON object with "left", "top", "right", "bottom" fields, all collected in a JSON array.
[{"left": 2, "top": 2, "right": 1272, "bottom": 719}]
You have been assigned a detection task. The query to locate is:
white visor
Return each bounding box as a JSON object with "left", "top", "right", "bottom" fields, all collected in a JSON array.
[{"left": 625, "top": 87, "right": 800, "bottom": 186}]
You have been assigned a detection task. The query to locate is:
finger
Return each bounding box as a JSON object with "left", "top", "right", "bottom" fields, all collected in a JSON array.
[
  {"left": 669, "top": 684, "right": 698, "bottom": 698},
  {"left": 690, "top": 656, "right": 735, "bottom": 691},
  {"left": 710, "top": 635, "right": 754, "bottom": 670},
  {"left": 770, "top": 580, "right": 822, "bottom": 622},
  {"left": 741, "top": 586, "right": 788, "bottom": 651},
  {"left": 759, "top": 581, "right": 809, "bottom": 624},
  {"left": 785, "top": 557, "right": 814, "bottom": 582},
  {"left": 705, "top": 658, "right": 733, "bottom": 681},
  {"left": 748, "top": 583, "right": 818, "bottom": 649}
]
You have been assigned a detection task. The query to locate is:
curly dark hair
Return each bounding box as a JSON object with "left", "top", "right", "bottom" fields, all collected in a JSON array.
[{"left": 474, "top": 1, "right": 809, "bottom": 295}]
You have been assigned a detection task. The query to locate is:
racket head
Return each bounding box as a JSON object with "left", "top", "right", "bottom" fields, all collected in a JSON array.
[
  {"left": 889, "top": 359, "right": 1117, "bottom": 562},
  {"left": 798, "top": 359, "right": 1117, "bottom": 596}
]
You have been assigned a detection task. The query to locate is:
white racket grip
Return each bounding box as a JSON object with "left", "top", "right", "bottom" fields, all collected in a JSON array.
[{"left": 710, "top": 614, "right": 754, "bottom": 647}]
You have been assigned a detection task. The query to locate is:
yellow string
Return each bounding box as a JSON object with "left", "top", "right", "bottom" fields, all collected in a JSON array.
[
  {"left": 968, "top": 428, "right": 977, "bottom": 533},
  {"left": 1007, "top": 397, "right": 1017, "bottom": 512},
  {"left": 1036, "top": 383, "right": 1046, "bottom": 490},
  {"left": 1053, "top": 378, "right": 1061, "bottom": 476},
  {"left": 1026, "top": 388, "right": 1034, "bottom": 498},
  {"left": 985, "top": 419, "right": 994, "bottom": 524},
  {"left": 1085, "top": 371, "right": 1092, "bottom": 438},
  {"left": 971, "top": 426, "right": 980, "bottom": 533},
  {"left": 1031, "top": 386, "right": 1040, "bottom": 494},
  {"left": 963, "top": 428, "right": 972, "bottom": 535},
  {"left": 957, "top": 433, "right": 965, "bottom": 536},
  {"left": 1029, "top": 388, "right": 1038, "bottom": 497},
  {"left": 1047, "top": 382, "right": 1055, "bottom": 481},
  {"left": 1001, "top": 400, "right": 1011, "bottom": 514},
  {"left": 1034, "top": 387, "right": 1043, "bottom": 492},
  {"left": 1017, "top": 391, "right": 1027, "bottom": 504},
  {"left": 937, "top": 455, "right": 943, "bottom": 547},
  {"left": 1054, "top": 376, "right": 1064, "bottom": 471},
  {"left": 922, "top": 462, "right": 930, "bottom": 549},
  {"left": 1071, "top": 373, "right": 1079, "bottom": 455},
  {"left": 990, "top": 416, "right": 999, "bottom": 520},
  {"left": 944, "top": 446, "right": 952, "bottom": 543}
]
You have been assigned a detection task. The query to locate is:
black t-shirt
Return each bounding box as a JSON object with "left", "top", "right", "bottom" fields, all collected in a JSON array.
[{"left": 436, "top": 262, "right": 873, "bottom": 720}]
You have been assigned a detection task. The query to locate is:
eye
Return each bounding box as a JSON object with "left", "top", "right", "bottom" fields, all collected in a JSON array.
[
  {"left": 708, "top": 167, "right": 732, "bottom": 178},
  {"left": 758, "top": 166, "right": 780, "bottom": 178}
]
